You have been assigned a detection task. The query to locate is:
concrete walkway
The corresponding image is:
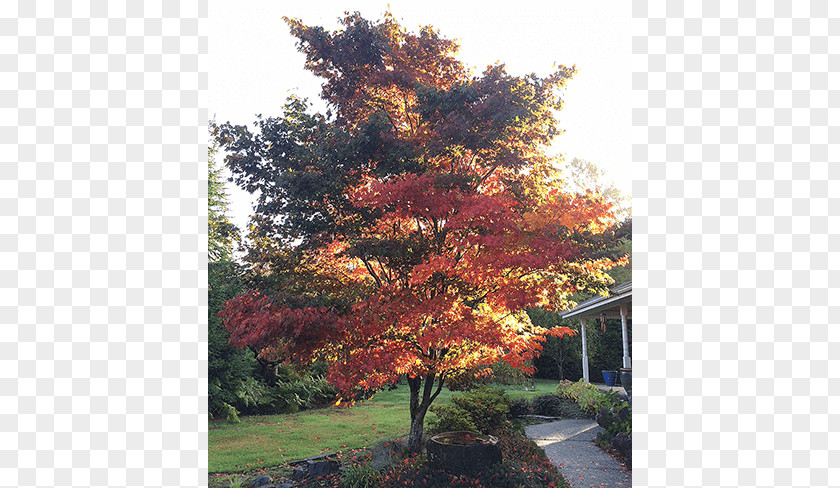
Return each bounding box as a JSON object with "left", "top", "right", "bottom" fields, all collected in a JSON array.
[{"left": 525, "top": 419, "right": 631, "bottom": 488}]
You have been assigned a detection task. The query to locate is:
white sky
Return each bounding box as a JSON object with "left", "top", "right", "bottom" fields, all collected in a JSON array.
[{"left": 209, "top": 1, "right": 631, "bottom": 233}]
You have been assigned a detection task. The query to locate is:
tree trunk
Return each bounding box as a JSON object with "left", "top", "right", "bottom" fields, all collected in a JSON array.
[
  {"left": 555, "top": 358, "right": 563, "bottom": 382},
  {"left": 558, "top": 336, "right": 565, "bottom": 381},
  {"left": 407, "top": 402, "right": 430, "bottom": 453},
  {"left": 408, "top": 376, "right": 421, "bottom": 425},
  {"left": 406, "top": 374, "right": 444, "bottom": 453}
]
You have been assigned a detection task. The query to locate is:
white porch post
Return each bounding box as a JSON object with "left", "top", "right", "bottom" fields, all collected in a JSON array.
[
  {"left": 620, "top": 302, "right": 631, "bottom": 369},
  {"left": 579, "top": 318, "right": 589, "bottom": 383}
]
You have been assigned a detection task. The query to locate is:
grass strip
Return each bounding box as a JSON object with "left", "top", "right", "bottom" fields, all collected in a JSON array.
[{"left": 209, "top": 379, "right": 559, "bottom": 473}]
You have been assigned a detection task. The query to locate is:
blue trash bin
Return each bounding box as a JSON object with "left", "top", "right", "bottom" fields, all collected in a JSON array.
[{"left": 601, "top": 370, "right": 618, "bottom": 386}]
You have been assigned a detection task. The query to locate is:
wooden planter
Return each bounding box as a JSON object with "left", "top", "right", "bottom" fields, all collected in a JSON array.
[{"left": 426, "top": 431, "right": 501, "bottom": 474}]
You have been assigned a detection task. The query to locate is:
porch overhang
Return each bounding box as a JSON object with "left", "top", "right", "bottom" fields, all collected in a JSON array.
[
  {"left": 559, "top": 281, "right": 632, "bottom": 383},
  {"left": 560, "top": 291, "right": 632, "bottom": 320}
]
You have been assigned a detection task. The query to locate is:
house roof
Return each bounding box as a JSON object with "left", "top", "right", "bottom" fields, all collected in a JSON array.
[{"left": 560, "top": 280, "right": 632, "bottom": 320}]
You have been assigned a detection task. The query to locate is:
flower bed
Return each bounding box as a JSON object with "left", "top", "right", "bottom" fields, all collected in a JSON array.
[
  {"left": 378, "top": 430, "right": 570, "bottom": 488},
  {"left": 214, "top": 430, "right": 571, "bottom": 488},
  {"left": 594, "top": 402, "right": 631, "bottom": 468}
]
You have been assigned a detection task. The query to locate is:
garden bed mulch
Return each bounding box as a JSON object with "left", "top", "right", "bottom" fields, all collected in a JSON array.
[{"left": 208, "top": 450, "right": 359, "bottom": 488}]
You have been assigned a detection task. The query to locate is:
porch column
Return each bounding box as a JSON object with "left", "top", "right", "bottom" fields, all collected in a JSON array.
[
  {"left": 620, "top": 302, "right": 631, "bottom": 368},
  {"left": 579, "top": 318, "right": 589, "bottom": 383}
]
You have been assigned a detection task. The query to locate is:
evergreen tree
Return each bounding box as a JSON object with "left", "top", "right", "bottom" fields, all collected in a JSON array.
[{"left": 207, "top": 122, "right": 253, "bottom": 420}]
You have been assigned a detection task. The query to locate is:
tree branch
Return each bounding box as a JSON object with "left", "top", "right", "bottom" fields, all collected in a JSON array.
[
  {"left": 361, "top": 257, "right": 383, "bottom": 288},
  {"left": 429, "top": 373, "right": 447, "bottom": 403},
  {"left": 477, "top": 162, "right": 501, "bottom": 188},
  {"left": 375, "top": 256, "right": 392, "bottom": 283},
  {"left": 421, "top": 373, "right": 435, "bottom": 406}
]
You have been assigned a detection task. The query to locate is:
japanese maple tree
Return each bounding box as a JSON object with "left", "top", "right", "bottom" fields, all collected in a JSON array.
[{"left": 217, "top": 12, "right": 627, "bottom": 452}]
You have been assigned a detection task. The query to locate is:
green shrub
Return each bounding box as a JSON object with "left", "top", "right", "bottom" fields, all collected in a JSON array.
[
  {"left": 531, "top": 394, "right": 564, "bottom": 416},
  {"left": 235, "top": 376, "right": 271, "bottom": 411},
  {"left": 596, "top": 402, "right": 631, "bottom": 437},
  {"left": 272, "top": 374, "right": 339, "bottom": 413},
  {"left": 369, "top": 438, "right": 410, "bottom": 471},
  {"left": 557, "top": 379, "right": 620, "bottom": 416},
  {"left": 208, "top": 260, "right": 250, "bottom": 417},
  {"left": 428, "top": 404, "right": 478, "bottom": 433},
  {"left": 489, "top": 361, "right": 531, "bottom": 386},
  {"left": 307, "top": 375, "right": 340, "bottom": 406},
  {"left": 429, "top": 386, "right": 511, "bottom": 434},
  {"left": 230, "top": 365, "right": 340, "bottom": 415},
  {"left": 530, "top": 394, "right": 588, "bottom": 418},
  {"left": 218, "top": 402, "right": 240, "bottom": 423},
  {"left": 341, "top": 462, "right": 379, "bottom": 488},
  {"left": 508, "top": 397, "right": 532, "bottom": 418},
  {"left": 310, "top": 360, "right": 330, "bottom": 377},
  {"left": 226, "top": 478, "right": 245, "bottom": 488},
  {"left": 210, "top": 358, "right": 339, "bottom": 418},
  {"left": 452, "top": 386, "right": 510, "bottom": 433}
]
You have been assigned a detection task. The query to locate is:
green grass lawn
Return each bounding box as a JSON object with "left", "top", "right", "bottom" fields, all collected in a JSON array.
[{"left": 208, "top": 379, "right": 560, "bottom": 473}]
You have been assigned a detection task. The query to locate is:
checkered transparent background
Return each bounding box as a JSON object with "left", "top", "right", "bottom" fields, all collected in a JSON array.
[
  {"left": 632, "top": 1, "right": 838, "bottom": 488},
  {"left": 2, "top": 1, "right": 206, "bottom": 487}
]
